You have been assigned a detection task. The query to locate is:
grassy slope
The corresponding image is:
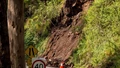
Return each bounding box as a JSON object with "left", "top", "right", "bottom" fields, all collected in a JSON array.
[
  {"left": 72, "top": 0, "right": 120, "bottom": 68},
  {"left": 24, "top": 0, "right": 64, "bottom": 55}
]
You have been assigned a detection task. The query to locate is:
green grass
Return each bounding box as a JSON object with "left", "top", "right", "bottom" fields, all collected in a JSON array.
[
  {"left": 24, "top": 0, "right": 64, "bottom": 55},
  {"left": 72, "top": 0, "right": 120, "bottom": 68}
]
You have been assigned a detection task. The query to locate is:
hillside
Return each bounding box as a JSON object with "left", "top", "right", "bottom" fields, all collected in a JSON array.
[
  {"left": 24, "top": 0, "right": 120, "bottom": 68},
  {"left": 42, "top": 0, "right": 92, "bottom": 65}
]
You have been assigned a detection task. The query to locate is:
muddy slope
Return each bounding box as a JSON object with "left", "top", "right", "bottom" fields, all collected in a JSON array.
[{"left": 42, "top": 0, "right": 92, "bottom": 61}]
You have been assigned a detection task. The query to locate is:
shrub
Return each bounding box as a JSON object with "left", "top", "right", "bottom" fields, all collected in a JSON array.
[
  {"left": 73, "top": 0, "right": 120, "bottom": 68},
  {"left": 24, "top": 0, "right": 64, "bottom": 54}
]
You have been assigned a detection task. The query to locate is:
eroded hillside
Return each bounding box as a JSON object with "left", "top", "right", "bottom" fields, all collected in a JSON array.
[
  {"left": 42, "top": 0, "right": 92, "bottom": 63},
  {"left": 25, "top": 0, "right": 120, "bottom": 68}
]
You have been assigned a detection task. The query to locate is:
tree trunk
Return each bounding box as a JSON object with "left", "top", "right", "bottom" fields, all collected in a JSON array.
[
  {"left": 0, "top": 0, "right": 11, "bottom": 68},
  {"left": 7, "top": 0, "right": 25, "bottom": 68}
]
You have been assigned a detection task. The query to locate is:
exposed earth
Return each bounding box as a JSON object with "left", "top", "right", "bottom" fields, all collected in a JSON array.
[{"left": 41, "top": 0, "right": 93, "bottom": 67}]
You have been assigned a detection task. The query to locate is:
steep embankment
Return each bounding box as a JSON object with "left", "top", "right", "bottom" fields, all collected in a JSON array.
[
  {"left": 73, "top": 0, "right": 120, "bottom": 68},
  {"left": 42, "top": 0, "right": 92, "bottom": 62}
]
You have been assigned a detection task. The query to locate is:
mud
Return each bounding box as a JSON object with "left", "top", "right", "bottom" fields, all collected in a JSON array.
[{"left": 41, "top": 0, "right": 93, "bottom": 67}]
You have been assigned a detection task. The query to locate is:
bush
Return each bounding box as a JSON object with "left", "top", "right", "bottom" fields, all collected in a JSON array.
[
  {"left": 72, "top": 0, "right": 120, "bottom": 68},
  {"left": 24, "top": 0, "right": 64, "bottom": 54}
]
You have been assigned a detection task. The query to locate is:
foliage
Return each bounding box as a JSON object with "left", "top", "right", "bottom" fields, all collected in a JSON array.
[
  {"left": 24, "top": 0, "right": 64, "bottom": 55},
  {"left": 72, "top": 0, "right": 120, "bottom": 68}
]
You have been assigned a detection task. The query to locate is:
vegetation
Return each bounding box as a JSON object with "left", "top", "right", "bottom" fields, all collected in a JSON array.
[
  {"left": 24, "top": 0, "right": 64, "bottom": 55},
  {"left": 24, "top": 0, "right": 120, "bottom": 68},
  {"left": 72, "top": 0, "right": 120, "bottom": 68}
]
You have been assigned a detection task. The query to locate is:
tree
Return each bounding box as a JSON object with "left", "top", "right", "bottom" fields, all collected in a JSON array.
[
  {"left": 7, "top": 0, "right": 25, "bottom": 68},
  {"left": 0, "top": 0, "right": 11, "bottom": 68}
]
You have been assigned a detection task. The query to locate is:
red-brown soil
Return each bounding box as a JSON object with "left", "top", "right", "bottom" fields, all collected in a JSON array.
[{"left": 41, "top": 0, "right": 93, "bottom": 67}]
